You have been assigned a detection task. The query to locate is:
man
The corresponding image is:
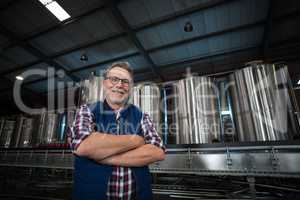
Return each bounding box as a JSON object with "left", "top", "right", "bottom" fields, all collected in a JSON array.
[{"left": 70, "top": 62, "right": 165, "bottom": 200}]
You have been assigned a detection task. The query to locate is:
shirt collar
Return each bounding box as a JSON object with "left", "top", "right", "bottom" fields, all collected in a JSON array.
[{"left": 103, "top": 99, "right": 131, "bottom": 119}]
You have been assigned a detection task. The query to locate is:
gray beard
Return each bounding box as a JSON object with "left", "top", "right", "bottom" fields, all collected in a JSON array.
[{"left": 105, "top": 94, "right": 129, "bottom": 106}]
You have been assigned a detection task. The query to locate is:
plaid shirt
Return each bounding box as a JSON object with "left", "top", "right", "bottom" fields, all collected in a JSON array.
[
  {"left": 68, "top": 104, "right": 93, "bottom": 151},
  {"left": 68, "top": 105, "right": 165, "bottom": 200}
]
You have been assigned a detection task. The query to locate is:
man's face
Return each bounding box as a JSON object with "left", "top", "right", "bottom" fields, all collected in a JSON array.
[{"left": 103, "top": 67, "right": 132, "bottom": 106}]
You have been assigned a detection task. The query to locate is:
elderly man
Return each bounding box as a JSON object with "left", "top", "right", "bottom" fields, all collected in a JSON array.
[{"left": 70, "top": 62, "right": 165, "bottom": 200}]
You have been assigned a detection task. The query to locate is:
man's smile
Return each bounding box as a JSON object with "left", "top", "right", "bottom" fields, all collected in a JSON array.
[{"left": 111, "top": 89, "right": 126, "bottom": 95}]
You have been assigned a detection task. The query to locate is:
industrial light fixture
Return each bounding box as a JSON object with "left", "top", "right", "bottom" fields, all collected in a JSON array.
[
  {"left": 221, "top": 110, "right": 231, "bottom": 115},
  {"left": 184, "top": 22, "right": 193, "bottom": 32},
  {"left": 15, "top": 75, "right": 24, "bottom": 81},
  {"left": 80, "top": 53, "right": 88, "bottom": 62},
  {"left": 38, "top": 0, "right": 71, "bottom": 21}
]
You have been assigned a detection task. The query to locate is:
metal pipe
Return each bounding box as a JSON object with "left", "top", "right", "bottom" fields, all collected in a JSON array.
[{"left": 231, "top": 180, "right": 300, "bottom": 193}]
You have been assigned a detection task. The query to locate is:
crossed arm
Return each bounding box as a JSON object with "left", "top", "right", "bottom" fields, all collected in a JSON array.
[
  {"left": 74, "top": 132, "right": 165, "bottom": 167},
  {"left": 71, "top": 104, "right": 165, "bottom": 167},
  {"left": 98, "top": 143, "right": 165, "bottom": 167}
]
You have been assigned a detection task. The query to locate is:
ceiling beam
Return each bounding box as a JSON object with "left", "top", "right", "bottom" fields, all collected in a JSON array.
[
  {"left": 260, "top": 0, "right": 273, "bottom": 59},
  {"left": 21, "top": 52, "right": 140, "bottom": 87},
  {"left": 0, "top": 51, "right": 141, "bottom": 92},
  {"left": 1, "top": 1, "right": 299, "bottom": 92},
  {"left": 0, "top": 32, "right": 126, "bottom": 76},
  {"left": 0, "top": 24, "right": 80, "bottom": 82},
  {"left": 5, "top": 52, "right": 140, "bottom": 91},
  {"left": 63, "top": 24, "right": 265, "bottom": 72},
  {"left": 2, "top": 20, "right": 265, "bottom": 88},
  {"left": 2, "top": 3, "right": 108, "bottom": 50},
  {"left": 1, "top": 0, "right": 298, "bottom": 78},
  {"left": 158, "top": 46, "right": 259, "bottom": 71},
  {"left": 2, "top": 0, "right": 236, "bottom": 51},
  {"left": 147, "top": 20, "right": 265, "bottom": 53},
  {"left": 135, "top": 50, "right": 259, "bottom": 82},
  {"left": 38, "top": 45, "right": 260, "bottom": 95},
  {"left": 68, "top": 20, "right": 265, "bottom": 75},
  {"left": 135, "top": 0, "right": 237, "bottom": 31},
  {"left": 0, "top": 0, "right": 239, "bottom": 78},
  {"left": 19, "top": 41, "right": 300, "bottom": 95},
  {"left": 69, "top": 52, "right": 140, "bottom": 73},
  {"left": 108, "top": 2, "right": 164, "bottom": 81}
]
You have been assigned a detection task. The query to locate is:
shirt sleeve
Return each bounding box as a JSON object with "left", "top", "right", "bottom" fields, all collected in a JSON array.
[
  {"left": 141, "top": 113, "right": 165, "bottom": 151},
  {"left": 67, "top": 104, "right": 94, "bottom": 151}
]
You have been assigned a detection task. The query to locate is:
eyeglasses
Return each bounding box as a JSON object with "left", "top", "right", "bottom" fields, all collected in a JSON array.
[{"left": 105, "top": 76, "right": 131, "bottom": 86}]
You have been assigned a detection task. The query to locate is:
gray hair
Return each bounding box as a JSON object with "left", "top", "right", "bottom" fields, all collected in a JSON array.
[{"left": 104, "top": 62, "right": 134, "bottom": 80}]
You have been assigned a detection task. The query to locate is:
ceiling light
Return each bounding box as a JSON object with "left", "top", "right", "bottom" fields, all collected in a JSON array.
[
  {"left": 16, "top": 76, "right": 24, "bottom": 81},
  {"left": 38, "top": 0, "right": 71, "bottom": 21},
  {"left": 184, "top": 22, "right": 193, "bottom": 32},
  {"left": 80, "top": 54, "right": 88, "bottom": 62},
  {"left": 297, "top": 80, "right": 300, "bottom": 85},
  {"left": 221, "top": 110, "right": 231, "bottom": 115}
]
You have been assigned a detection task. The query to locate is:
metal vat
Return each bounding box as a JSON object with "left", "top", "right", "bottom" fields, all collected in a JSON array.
[
  {"left": 78, "top": 75, "right": 104, "bottom": 106},
  {"left": 230, "top": 63, "right": 300, "bottom": 141},
  {"left": 18, "top": 118, "right": 34, "bottom": 147},
  {"left": 0, "top": 120, "right": 16, "bottom": 148},
  {"left": 132, "top": 83, "right": 161, "bottom": 135},
  {"left": 172, "top": 76, "right": 220, "bottom": 144},
  {"left": 43, "top": 113, "right": 59, "bottom": 144}
]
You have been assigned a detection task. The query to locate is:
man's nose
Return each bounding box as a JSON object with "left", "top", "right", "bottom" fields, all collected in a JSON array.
[{"left": 115, "top": 81, "right": 125, "bottom": 88}]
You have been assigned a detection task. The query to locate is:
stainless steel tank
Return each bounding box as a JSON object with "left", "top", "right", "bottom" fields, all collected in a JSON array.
[
  {"left": 67, "top": 109, "right": 76, "bottom": 129},
  {"left": 10, "top": 116, "right": 26, "bottom": 147},
  {"left": 78, "top": 75, "right": 104, "bottom": 106},
  {"left": 217, "top": 79, "right": 237, "bottom": 143},
  {"left": 276, "top": 64, "right": 300, "bottom": 139},
  {"left": 57, "top": 112, "right": 67, "bottom": 143},
  {"left": 174, "top": 76, "right": 220, "bottom": 144},
  {"left": 43, "top": 113, "right": 59, "bottom": 144},
  {"left": 0, "top": 120, "right": 16, "bottom": 148},
  {"left": 0, "top": 118, "right": 5, "bottom": 139},
  {"left": 161, "top": 85, "right": 180, "bottom": 144},
  {"left": 58, "top": 109, "right": 76, "bottom": 144},
  {"left": 29, "top": 114, "right": 42, "bottom": 147},
  {"left": 34, "top": 109, "right": 76, "bottom": 146},
  {"left": 18, "top": 118, "right": 34, "bottom": 147},
  {"left": 229, "top": 63, "right": 300, "bottom": 141},
  {"left": 35, "top": 112, "right": 47, "bottom": 146},
  {"left": 132, "top": 83, "right": 161, "bottom": 135},
  {"left": 132, "top": 86, "right": 141, "bottom": 107}
]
